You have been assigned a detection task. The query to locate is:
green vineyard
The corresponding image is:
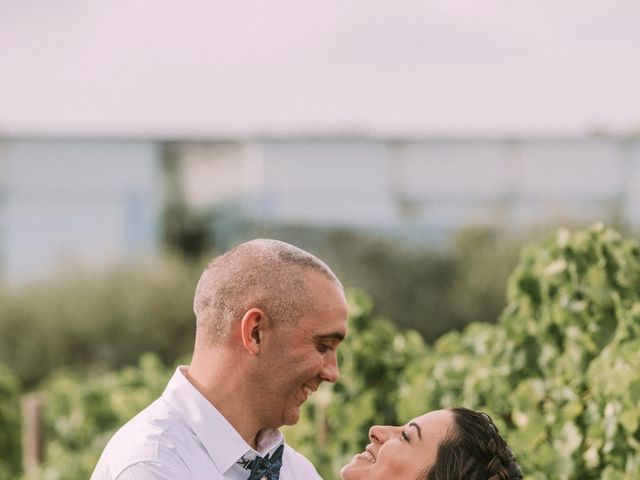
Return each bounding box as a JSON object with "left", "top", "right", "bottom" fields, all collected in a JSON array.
[{"left": 1, "top": 224, "right": 639, "bottom": 479}]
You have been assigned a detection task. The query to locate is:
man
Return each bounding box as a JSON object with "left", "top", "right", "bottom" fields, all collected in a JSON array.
[{"left": 92, "top": 239, "right": 348, "bottom": 479}]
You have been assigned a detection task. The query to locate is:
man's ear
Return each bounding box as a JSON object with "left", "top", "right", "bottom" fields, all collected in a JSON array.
[{"left": 240, "top": 308, "right": 266, "bottom": 355}]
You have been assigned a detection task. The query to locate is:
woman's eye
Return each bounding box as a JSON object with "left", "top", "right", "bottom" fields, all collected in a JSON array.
[{"left": 401, "top": 431, "right": 410, "bottom": 442}]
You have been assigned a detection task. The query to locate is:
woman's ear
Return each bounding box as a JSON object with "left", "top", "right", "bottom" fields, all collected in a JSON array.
[{"left": 240, "top": 308, "right": 265, "bottom": 355}]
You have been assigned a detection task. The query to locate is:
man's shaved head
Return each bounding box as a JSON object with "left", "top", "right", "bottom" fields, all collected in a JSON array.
[{"left": 193, "top": 239, "right": 342, "bottom": 344}]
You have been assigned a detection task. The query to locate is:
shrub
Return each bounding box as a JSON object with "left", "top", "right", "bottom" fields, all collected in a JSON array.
[
  {"left": 0, "top": 256, "right": 200, "bottom": 387},
  {"left": 398, "top": 223, "right": 640, "bottom": 479},
  {"left": 23, "top": 354, "right": 172, "bottom": 480},
  {"left": 0, "top": 364, "right": 21, "bottom": 479},
  {"left": 498, "top": 223, "right": 640, "bottom": 478}
]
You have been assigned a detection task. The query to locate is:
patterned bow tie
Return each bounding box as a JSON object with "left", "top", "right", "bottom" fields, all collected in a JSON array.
[{"left": 247, "top": 444, "right": 284, "bottom": 480}]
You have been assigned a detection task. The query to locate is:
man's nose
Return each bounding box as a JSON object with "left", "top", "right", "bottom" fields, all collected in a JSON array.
[{"left": 320, "top": 351, "right": 339, "bottom": 383}]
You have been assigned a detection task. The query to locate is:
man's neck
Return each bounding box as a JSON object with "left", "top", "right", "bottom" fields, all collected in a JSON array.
[{"left": 186, "top": 354, "right": 263, "bottom": 449}]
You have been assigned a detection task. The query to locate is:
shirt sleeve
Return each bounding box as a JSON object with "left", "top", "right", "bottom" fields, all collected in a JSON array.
[{"left": 115, "top": 462, "right": 188, "bottom": 480}]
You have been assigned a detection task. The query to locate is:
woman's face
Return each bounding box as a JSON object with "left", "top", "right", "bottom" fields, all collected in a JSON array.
[{"left": 340, "top": 409, "right": 454, "bottom": 480}]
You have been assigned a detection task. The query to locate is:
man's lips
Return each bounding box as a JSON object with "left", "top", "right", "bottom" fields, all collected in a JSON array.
[{"left": 302, "top": 384, "right": 316, "bottom": 399}]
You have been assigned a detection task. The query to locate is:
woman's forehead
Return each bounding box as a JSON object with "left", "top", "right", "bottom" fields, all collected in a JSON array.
[{"left": 411, "top": 410, "right": 454, "bottom": 435}]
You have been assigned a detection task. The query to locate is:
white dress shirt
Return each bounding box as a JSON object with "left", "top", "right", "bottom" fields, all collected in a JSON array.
[{"left": 91, "top": 367, "right": 322, "bottom": 480}]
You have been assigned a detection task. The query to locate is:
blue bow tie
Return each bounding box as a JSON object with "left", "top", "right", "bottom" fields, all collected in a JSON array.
[{"left": 247, "top": 444, "right": 284, "bottom": 480}]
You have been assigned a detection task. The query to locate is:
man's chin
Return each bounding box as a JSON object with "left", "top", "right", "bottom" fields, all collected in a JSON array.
[{"left": 282, "top": 405, "right": 301, "bottom": 426}]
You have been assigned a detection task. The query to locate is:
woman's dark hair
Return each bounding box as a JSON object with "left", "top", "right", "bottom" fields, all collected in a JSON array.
[{"left": 424, "top": 408, "right": 523, "bottom": 480}]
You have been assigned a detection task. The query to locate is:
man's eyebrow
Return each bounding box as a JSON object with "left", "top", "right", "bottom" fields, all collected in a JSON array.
[
  {"left": 409, "top": 422, "right": 422, "bottom": 439},
  {"left": 314, "top": 332, "right": 345, "bottom": 342}
]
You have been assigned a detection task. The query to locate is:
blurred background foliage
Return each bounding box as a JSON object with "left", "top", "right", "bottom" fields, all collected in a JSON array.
[
  {"left": 0, "top": 255, "right": 201, "bottom": 389},
  {"left": 0, "top": 224, "right": 639, "bottom": 479},
  {"left": 248, "top": 223, "right": 524, "bottom": 340},
  {"left": 0, "top": 223, "right": 527, "bottom": 388},
  {"left": 0, "top": 364, "right": 21, "bottom": 479}
]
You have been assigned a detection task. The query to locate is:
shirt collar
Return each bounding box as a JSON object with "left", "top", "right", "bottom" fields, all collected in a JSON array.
[
  {"left": 161, "top": 366, "right": 284, "bottom": 474},
  {"left": 236, "top": 430, "right": 285, "bottom": 472}
]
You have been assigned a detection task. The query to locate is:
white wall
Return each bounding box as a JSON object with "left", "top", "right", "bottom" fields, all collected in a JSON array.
[
  {"left": 1, "top": 139, "right": 161, "bottom": 281},
  {"left": 178, "top": 136, "right": 640, "bottom": 233}
]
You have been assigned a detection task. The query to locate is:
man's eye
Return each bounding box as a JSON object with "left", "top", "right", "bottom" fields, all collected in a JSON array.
[{"left": 317, "top": 343, "right": 333, "bottom": 353}]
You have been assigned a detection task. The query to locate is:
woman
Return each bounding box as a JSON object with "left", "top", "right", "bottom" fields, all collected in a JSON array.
[{"left": 340, "top": 407, "right": 523, "bottom": 480}]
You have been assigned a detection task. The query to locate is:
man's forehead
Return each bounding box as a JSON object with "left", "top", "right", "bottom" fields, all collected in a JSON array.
[
  {"left": 304, "top": 278, "right": 347, "bottom": 314},
  {"left": 297, "top": 306, "right": 347, "bottom": 340}
]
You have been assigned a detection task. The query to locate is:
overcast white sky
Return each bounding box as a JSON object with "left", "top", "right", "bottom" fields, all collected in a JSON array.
[{"left": 1, "top": 1, "right": 639, "bottom": 137}]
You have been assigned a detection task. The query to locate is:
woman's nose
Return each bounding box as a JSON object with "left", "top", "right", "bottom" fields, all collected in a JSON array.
[{"left": 369, "top": 425, "right": 392, "bottom": 444}]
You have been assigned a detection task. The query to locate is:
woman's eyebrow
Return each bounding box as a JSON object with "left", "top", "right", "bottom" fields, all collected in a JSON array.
[{"left": 409, "top": 422, "right": 422, "bottom": 439}]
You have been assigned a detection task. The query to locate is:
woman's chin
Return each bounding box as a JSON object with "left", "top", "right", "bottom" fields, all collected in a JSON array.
[
  {"left": 339, "top": 460, "right": 355, "bottom": 479},
  {"left": 339, "top": 464, "right": 352, "bottom": 479},
  {"left": 340, "top": 456, "right": 369, "bottom": 479}
]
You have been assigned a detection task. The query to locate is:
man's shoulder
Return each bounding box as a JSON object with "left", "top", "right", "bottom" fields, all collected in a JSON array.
[
  {"left": 91, "top": 398, "right": 196, "bottom": 479},
  {"left": 282, "top": 443, "right": 323, "bottom": 479}
]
